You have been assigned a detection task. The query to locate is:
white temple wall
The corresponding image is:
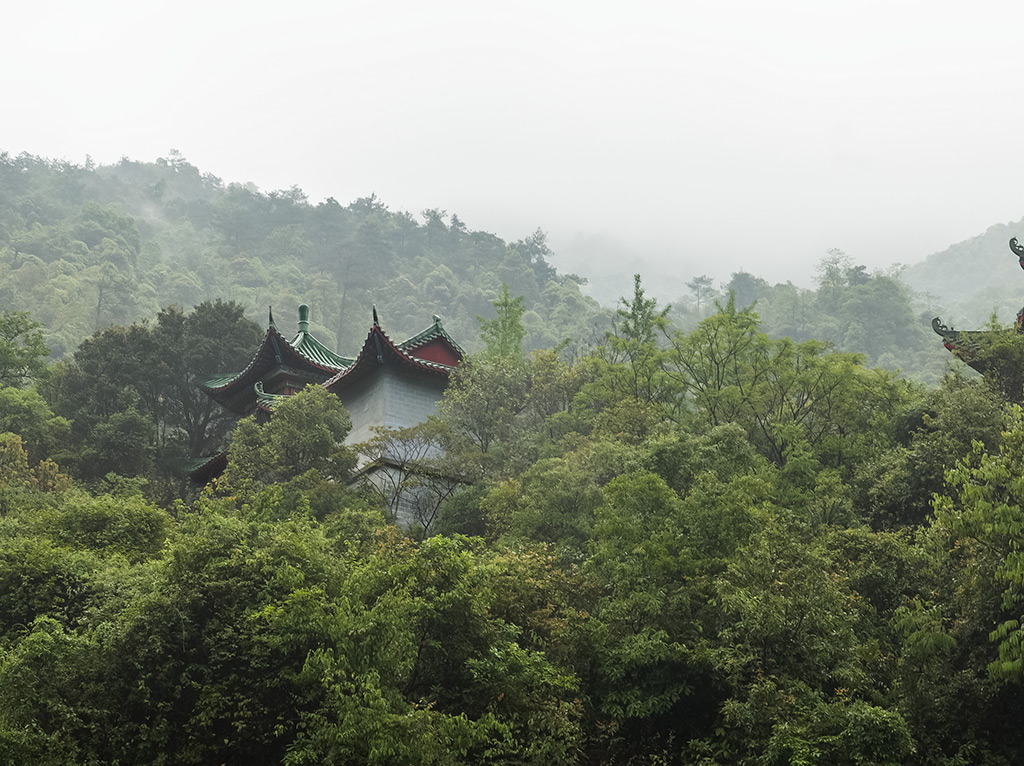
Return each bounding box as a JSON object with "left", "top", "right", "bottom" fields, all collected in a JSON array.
[
  {"left": 341, "top": 367, "right": 447, "bottom": 445},
  {"left": 340, "top": 375, "right": 386, "bottom": 445}
]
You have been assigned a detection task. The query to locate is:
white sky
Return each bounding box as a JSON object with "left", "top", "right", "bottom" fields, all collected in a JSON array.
[{"left": 4, "top": 0, "right": 1024, "bottom": 294}]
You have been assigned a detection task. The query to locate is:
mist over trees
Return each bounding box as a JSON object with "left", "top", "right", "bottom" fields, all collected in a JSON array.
[
  {"left": 4, "top": 150, "right": 1024, "bottom": 763},
  {"left": 0, "top": 149, "right": 997, "bottom": 387},
  {"left": 0, "top": 151, "right": 608, "bottom": 359}
]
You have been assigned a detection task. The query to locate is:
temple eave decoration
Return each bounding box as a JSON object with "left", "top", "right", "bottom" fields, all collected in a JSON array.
[
  {"left": 931, "top": 317, "right": 988, "bottom": 372},
  {"left": 324, "top": 321, "right": 461, "bottom": 394},
  {"left": 932, "top": 237, "right": 1024, "bottom": 375}
]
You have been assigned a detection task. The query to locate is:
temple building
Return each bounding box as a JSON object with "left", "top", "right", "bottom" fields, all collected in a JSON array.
[
  {"left": 932, "top": 237, "right": 1024, "bottom": 376},
  {"left": 202, "top": 304, "right": 352, "bottom": 422},
  {"left": 191, "top": 304, "right": 465, "bottom": 515},
  {"left": 323, "top": 308, "right": 463, "bottom": 444}
]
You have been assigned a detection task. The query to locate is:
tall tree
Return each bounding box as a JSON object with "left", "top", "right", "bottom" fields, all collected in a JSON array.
[
  {"left": 223, "top": 384, "right": 357, "bottom": 490},
  {"left": 44, "top": 301, "right": 261, "bottom": 482},
  {"left": 478, "top": 284, "right": 526, "bottom": 363},
  {"left": 686, "top": 274, "right": 715, "bottom": 316},
  {"left": 596, "top": 274, "right": 675, "bottom": 411},
  {"left": 0, "top": 309, "right": 49, "bottom": 387},
  {"left": 815, "top": 248, "right": 852, "bottom": 303},
  {"left": 151, "top": 300, "right": 263, "bottom": 456}
]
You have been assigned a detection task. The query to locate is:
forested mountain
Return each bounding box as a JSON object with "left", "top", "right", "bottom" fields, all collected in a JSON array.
[
  {"left": 902, "top": 218, "right": 1024, "bottom": 329},
  {"left": 0, "top": 149, "right": 990, "bottom": 386},
  {"left": 0, "top": 151, "right": 608, "bottom": 358},
  {"left": 6, "top": 150, "right": 1024, "bottom": 763}
]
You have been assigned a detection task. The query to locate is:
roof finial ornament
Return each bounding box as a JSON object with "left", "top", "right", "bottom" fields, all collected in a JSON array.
[
  {"left": 372, "top": 305, "right": 380, "bottom": 327},
  {"left": 298, "top": 304, "right": 310, "bottom": 333},
  {"left": 432, "top": 314, "right": 441, "bottom": 324},
  {"left": 268, "top": 306, "right": 276, "bottom": 329},
  {"left": 1011, "top": 237, "right": 1024, "bottom": 269}
]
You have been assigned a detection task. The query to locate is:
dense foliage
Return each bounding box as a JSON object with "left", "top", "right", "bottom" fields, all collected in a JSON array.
[
  {"left": 3, "top": 273, "right": 1024, "bottom": 764},
  {"left": 0, "top": 152, "right": 607, "bottom": 359},
  {"left": 4, "top": 151, "right": 1024, "bottom": 763}
]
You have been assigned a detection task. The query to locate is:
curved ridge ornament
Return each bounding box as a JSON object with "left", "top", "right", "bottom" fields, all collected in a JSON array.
[
  {"left": 932, "top": 236, "right": 1024, "bottom": 376},
  {"left": 1011, "top": 237, "right": 1024, "bottom": 260},
  {"left": 931, "top": 317, "right": 957, "bottom": 338}
]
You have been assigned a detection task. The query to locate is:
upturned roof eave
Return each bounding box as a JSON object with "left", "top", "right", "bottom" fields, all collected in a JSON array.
[
  {"left": 324, "top": 325, "right": 455, "bottom": 392},
  {"left": 397, "top": 316, "right": 466, "bottom": 359},
  {"left": 202, "top": 326, "right": 347, "bottom": 396},
  {"left": 288, "top": 330, "right": 354, "bottom": 370}
]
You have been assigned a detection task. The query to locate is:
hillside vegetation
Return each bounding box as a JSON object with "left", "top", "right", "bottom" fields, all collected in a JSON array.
[
  {"left": 0, "top": 151, "right": 608, "bottom": 358},
  {"left": 4, "top": 151, "right": 1024, "bottom": 763},
  {"left": 0, "top": 150, "right": 1000, "bottom": 384}
]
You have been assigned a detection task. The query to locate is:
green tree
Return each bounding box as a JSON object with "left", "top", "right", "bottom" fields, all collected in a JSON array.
[
  {"left": 439, "top": 356, "right": 530, "bottom": 461},
  {"left": 687, "top": 273, "right": 715, "bottom": 316},
  {"left": 577, "top": 275, "right": 678, "bottom": 427},
  {"left": 666, "top": 296, "right": 906, "bottom": 471},
  {"left": 856, "top": 374, "right": 1002, "bottom": 528},
  {"left": 816, "top": 248, "right": 852, "bottom": 303},
  {"left": 705, "top": 511, "right": 915, "bottom": 764},
  {"left": 933, "top": 406, "right": 1024, "bottom": 681},
  {"left": 612, "top": 273, "right": 673, "bottom": 407},
  {"left": 224, "top": 384, "right": 356, "bottom": 490},
  {"left": 43, "top": 301, "right": 261, "bottom": 484},
  {"left": 587, "top": 472, "right": 695, "bottom": 720},
  {"left": 0, "top": 309, "right": 49, "bottom": 387},
  {"left": 478, "top": 283, "right": 526, "bottom": 363},
  {"left": 0, "top": 386, "right": 69, "bottom": 464},
  {"left": 725, "top": 270, "right": 770, "bottom": 309},
  {"left": 151, "top": 300, "right": 263, "bottom": 457}
]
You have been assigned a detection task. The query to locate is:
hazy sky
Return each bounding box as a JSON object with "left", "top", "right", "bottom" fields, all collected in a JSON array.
[{"left": 4, "top": 0, "right": 1023, "bottom": 295}]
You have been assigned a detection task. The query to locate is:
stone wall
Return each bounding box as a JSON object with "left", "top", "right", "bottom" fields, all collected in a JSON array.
[
  {"left": 342, "top": 367, "right": 447, "bottom": 445},
  {"left": 341, "top": 365, "right": 452, "bottom": 531}
]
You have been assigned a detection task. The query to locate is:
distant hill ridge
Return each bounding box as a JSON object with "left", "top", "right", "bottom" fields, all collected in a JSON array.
[
  {"left": 0, "top": 151, "right": 611, "bottom": 358},
  {"left": 902, "top": 217, "right": 1024, "bottom": 303}
]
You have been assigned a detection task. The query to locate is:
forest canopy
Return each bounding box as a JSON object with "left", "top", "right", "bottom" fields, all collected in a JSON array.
[
  {"left": 0, "top": 150, "right": 982, "bottom": 384},
  {"left": 2, "top": 151, "right": 1024, "bottom": 764}
]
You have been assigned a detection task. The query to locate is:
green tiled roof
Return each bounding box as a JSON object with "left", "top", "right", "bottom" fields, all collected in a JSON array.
[
  {"left": 202, "top": 308, "right": 462, "bottom": 397},
  {"left": 255, "top": 381, "right": 289, "bottom": 409},
  {"left": 289, "top": 330, "right": 353, "bottom": 370},
  {"left": 397, "top": 315, "right": 465, "bottom": 357},
  {"left": 201, "top": 316, "right": 351, "bottom": 393},
  {"left": 203, "top": 372, "right": 240, "bottom": 390},
  {"left": 183, "top": 455, "right": 218, "bottom": 474}
]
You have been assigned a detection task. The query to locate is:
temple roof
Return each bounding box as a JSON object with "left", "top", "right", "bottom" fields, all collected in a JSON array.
[
  {"left": 201, "top": 305, "right": 350, "bottom": 399},
  {"left": 186, "top": 450, "right": 229, "bottom": 485},
  {"left": 932, "top": 317, "right": 987, "bottom": 372},
  {"left": 324, "top": 313, "right": 462, "bottom": 393},
  {"left": 932, "top": 237, "right": 1024, "bottom": 374},
  {"left": 191, "top": 307, "right": 464, "bottom": 483},
  {"left": 398, "top": 314, "right": 466, "bottom": 357},
  {"left": 201, "top": 306, "right": 463, "bottom": 411}
]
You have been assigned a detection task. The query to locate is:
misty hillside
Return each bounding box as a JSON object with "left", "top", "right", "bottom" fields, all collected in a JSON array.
[
  {"left": 4, "top": 149, "right": 1020, "bottom": 384},
  {"left": 902, "top": 217, "right": 1024, "bottom": 327},
  {"left": 0, "top": 152, "right": 611, "bottom": 358}
]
